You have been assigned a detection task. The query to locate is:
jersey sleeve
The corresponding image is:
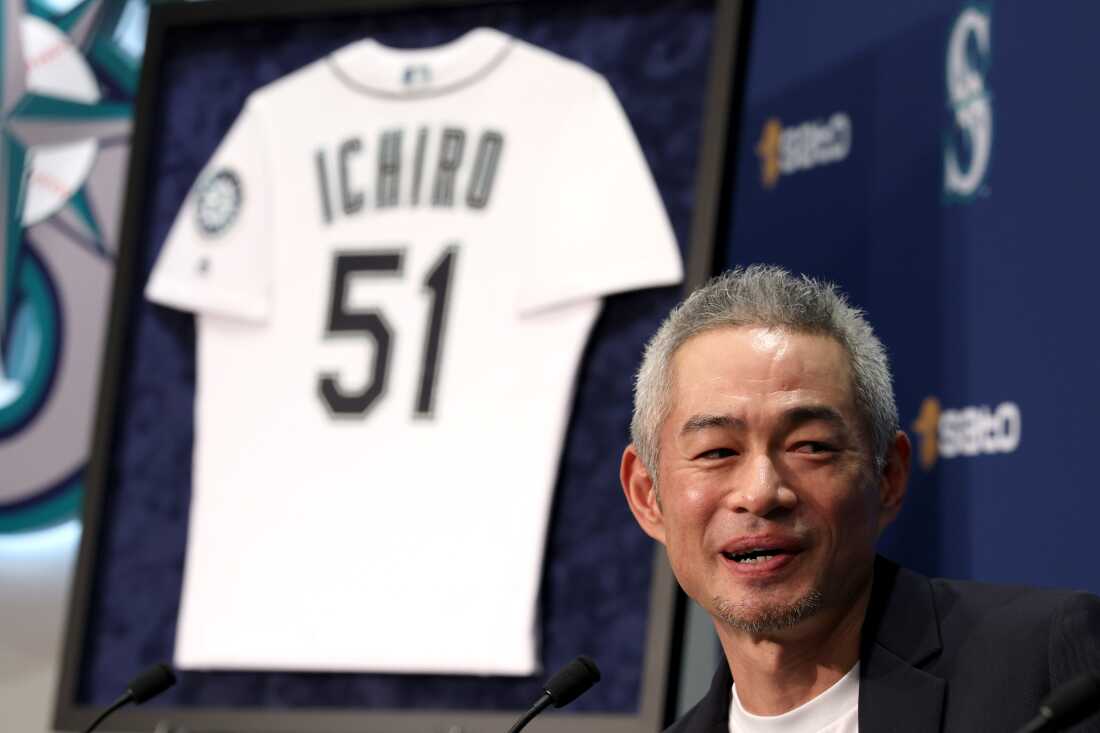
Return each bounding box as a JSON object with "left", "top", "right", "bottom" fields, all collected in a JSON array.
[
  {"left": 519, "top": 74, "right": 683, "bottom": 315},
  {"left": 145, "top": 98, "right": 272, "bottom": 323}
]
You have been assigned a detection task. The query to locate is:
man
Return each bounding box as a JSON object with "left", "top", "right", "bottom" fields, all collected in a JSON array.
[{"left": 620, "top": 266, "right": 1100, "bottom": 732}]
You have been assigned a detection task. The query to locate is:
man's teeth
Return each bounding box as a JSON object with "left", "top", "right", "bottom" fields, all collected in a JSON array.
[{"left": 726, "top": 548, "right": 783, "bottom": 563}]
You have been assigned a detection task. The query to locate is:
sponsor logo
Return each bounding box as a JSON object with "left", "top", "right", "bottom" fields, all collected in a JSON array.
[
  {"left": 944, "top": 4, "right": 993, "bottom": 200},
  {"left": 755, "top": 112, "right": 852, "bottom": 189},
  {"left": 911, "top": 396, "right": 1021, "bottom": 470}
]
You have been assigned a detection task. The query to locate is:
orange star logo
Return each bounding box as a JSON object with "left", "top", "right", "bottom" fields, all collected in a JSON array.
[
  {"left": 912, "top": 396, "right": 942, "bottom": 470},
  {"left": 755, "top": 118, "right": 782, "bottom": 189}
]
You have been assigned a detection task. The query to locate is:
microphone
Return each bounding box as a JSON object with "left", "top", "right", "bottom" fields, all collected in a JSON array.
[
  {"left": 1015, "top": 672, "right": 1100, "bottom": 733},
  {"left": 83, "top": 663, "right": 177, "bottom": 733},
  {"left": 506, "top": 655, "right": 601, "bottom": 733}
]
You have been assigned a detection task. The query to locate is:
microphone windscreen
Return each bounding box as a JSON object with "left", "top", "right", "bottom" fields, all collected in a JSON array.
[
  {"left": 1040, "top": 673, "right": 1100, "bottom": 726},
  {"left": 543, "top": 655, "right": 601, "bottom": 708},
  {"left": 126, "top": 663, "right": 177, "bottom": 704}
]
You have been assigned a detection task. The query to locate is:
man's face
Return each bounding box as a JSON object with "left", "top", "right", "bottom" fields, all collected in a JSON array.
[{"left": 623, "top": 326, "right": 904, "bottom": 637}]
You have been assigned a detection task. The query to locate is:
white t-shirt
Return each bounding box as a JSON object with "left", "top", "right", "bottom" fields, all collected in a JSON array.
[
  {"left": 729, "top": 663, "right": 860, "bottom": 733},
  {"left": 146, "top": 27, "right": 681, "bottom": 674}
]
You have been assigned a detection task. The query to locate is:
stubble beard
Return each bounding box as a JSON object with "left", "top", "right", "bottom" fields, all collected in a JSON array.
[{"left": 712, "top": 587, "right": 825, "bottom": 635}]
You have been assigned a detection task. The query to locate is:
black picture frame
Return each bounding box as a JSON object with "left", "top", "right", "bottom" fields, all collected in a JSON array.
[{"left": 53, "top": 0, "right": 749, "bottom": 730}]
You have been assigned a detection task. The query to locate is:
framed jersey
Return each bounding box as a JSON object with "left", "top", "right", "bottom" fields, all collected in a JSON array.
[{"left": 55, "top": 0, "right": 748, "bottom": 731}]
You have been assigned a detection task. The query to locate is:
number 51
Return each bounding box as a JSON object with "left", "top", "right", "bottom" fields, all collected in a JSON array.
[{"left": 318, "top": 245, "right": 457, "bottom": 418}]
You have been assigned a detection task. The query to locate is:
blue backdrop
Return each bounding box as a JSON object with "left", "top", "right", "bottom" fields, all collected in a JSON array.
[{"left": 728, "top": 0, "right": 1098, "bottom": 592}]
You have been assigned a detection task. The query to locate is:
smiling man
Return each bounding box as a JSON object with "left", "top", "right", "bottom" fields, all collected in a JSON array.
[{"left": 621, "top": 266, "right": 1100, "bottom": 732}]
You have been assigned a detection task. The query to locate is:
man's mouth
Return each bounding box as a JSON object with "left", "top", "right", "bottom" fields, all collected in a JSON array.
[
  {"left": 719, "top": 536, "right": 804, "bottom": 567},
  {"left": 722, "top": 547, "right": 792, "bottom": 564}
]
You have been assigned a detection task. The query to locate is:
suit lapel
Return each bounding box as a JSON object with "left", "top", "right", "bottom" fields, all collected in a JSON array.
[
  {"left": 859, "top": 641, "right": 945, "bottom": 732},
  {"left": 684, "top": 559, "right": 949, "bottom": 732},
  {"left": 858, "top": 557, "right": 947, "bottom": 731},
  {"left": 682, "top": 663, "right": 733, "bottom": 733}
]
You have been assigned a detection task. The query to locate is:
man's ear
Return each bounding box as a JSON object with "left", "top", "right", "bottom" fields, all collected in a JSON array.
[
  {"left": 877, "top": 430, "right": 911, "bottom": 531},
  {"left": 621, "top": 444, "right": 667, "bottom": 544}
]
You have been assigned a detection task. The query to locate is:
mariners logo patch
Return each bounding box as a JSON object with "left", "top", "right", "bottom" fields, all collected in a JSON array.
[{"left": 195, "top": 169, "right": 243, "bottom": 236}]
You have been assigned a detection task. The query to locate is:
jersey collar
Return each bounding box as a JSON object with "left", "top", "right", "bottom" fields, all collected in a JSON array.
[{"left": 327, "top": 27, "right": 513, "bottom": 100}]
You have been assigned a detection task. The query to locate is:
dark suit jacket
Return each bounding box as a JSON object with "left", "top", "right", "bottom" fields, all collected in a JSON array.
[{"left": 667, "top": 557, "right": 1100, "bottom": 732}]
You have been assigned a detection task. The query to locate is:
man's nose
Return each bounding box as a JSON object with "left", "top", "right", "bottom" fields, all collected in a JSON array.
[{"left": 725, "top": 452, "right": 795, "bottom": 517}]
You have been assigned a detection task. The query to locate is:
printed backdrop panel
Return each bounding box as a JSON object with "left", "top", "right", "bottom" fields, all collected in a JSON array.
[{"left": 728, "top": 0, "right": 1100, "bottom": 592}]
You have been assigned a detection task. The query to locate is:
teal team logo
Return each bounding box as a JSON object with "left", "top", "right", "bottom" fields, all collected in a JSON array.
[
  {"left": 944, "top": 3, "right": 993, "bottom": 200},
  {"left": 195, "top": 168, "right": 242, "bottom": 236},
  {"left": 0, "top": 0, "right": 144, "bottom": 533}
]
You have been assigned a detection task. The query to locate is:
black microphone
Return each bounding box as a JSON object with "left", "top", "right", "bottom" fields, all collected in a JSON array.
[
  {"left": 83, "top": 663, "right": 177, "bottom": 733},
  {"left": 506, "top": 655, "right": 601, "bottom": 733},
  {"left": 1015, "top": 672, "right": 1100, "bottom": 733}
]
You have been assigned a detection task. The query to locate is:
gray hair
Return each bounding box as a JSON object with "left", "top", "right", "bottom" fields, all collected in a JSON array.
[{"left": 630, "top": 265, "right": 897, "bottom": 476}]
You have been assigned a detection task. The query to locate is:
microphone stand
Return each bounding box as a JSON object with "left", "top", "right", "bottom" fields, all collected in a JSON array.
[{"left": 507, "top": 692, "right": 552, "bottom": 733}]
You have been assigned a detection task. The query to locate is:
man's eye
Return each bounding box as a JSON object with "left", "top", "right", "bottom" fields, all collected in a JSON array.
[
  {"left": 696, "top": 448, "right": 736, "bottom": 460},
  {"left": 793, "top": 442, "right": 835, "bottom": 454}
]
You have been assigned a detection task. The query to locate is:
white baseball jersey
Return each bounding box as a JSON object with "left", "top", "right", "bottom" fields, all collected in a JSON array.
[{"left": 146, "top": 27, "right": 681, "bottom": 675}]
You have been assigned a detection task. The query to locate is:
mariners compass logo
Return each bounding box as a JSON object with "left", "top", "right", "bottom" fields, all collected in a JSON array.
[{"left": 1, "top": 0, "right": 142, "bottom": 532}]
